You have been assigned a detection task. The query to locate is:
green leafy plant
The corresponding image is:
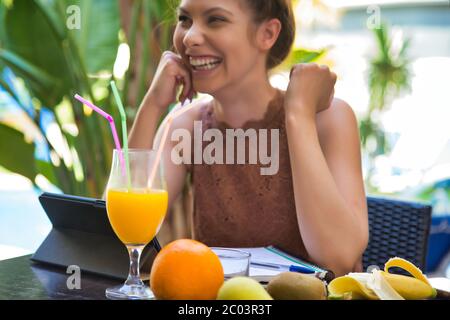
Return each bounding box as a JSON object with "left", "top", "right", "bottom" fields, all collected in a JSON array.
[
  {"left": 0, "top": 0, "right": 176, "bottom": 197},
  {"left": 361, "top": 22, "right": 412, "bottom": 188}
]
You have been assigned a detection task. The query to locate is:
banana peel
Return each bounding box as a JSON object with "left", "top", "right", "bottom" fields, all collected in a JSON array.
[
  {"left": 383, "top": 257, "right": 436, "bottom": 299},
  {"left": 328, "top": 275, "right": 378, "bottom": 300},
  {"left": 379, "top": 271, "right": 435, "bottom": 299},
  {"left": 368, "top": 270, "right": 405, "bottom": 300},
  {"left": 327, "top": 257, "right": 437, "bottom": 300},
  {"left": 384, "top": 257, "right": 430, "bottom": 286}
]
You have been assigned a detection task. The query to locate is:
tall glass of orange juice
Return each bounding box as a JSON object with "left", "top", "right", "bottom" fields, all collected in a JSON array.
[{"left": 105, "top": 149, "right": 168, "bottom": 300}]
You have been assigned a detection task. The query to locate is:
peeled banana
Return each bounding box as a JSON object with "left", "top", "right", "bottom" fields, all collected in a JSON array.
[
  {"left": 327, "top": 257, "right": 437, "bottom": 300},
  {"left": 328, "top": 275, "right": 378, "bottom": 300}
]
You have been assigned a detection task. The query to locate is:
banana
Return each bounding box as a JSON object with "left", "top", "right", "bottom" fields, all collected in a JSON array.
[
  {"left": 369, "top": 269, "right": 405, "bottom": 300},
  {"left": 328, "top": 275, "right": 378, "bottom": 300},
  {"left": 384, "top": 257, "right": 430, "bottom": 285},
  {"left": 380, "top": 272, "right": 435, "bottom": 300},
  {"left": 327, "top": 257, "right": 437, "bottom": 300},
  {"left": 384, "top": 257, "right": 436, "bottom": 299}
]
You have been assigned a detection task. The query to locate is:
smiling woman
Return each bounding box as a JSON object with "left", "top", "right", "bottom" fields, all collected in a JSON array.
[
  {"left": 128, "top": 0, "right": 368, "bottom": 277},
  {"left": 172, "top": 0, "right": 295, "bottom": 98}
]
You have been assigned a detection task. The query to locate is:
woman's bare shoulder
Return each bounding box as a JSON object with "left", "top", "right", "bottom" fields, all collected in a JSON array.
[
  {"left": 169, "top": 97, "right": 211, "bottom": 131},
  {"left": 316, "top": 98, "right": 359, "bottom": 142}
]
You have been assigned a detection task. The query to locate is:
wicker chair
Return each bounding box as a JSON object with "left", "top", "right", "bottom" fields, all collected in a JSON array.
[{"left": 362, "top": 197, "right": 432, "bottom": 272}]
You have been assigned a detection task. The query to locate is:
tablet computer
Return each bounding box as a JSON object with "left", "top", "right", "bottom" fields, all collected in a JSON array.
[{"left": 31, "top": 192, "right": 161, "bottom": 281}]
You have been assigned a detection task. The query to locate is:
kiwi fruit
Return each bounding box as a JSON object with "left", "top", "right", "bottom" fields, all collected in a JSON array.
[{"left": 267, "top": 272, "right": 327, "bottom": 300}]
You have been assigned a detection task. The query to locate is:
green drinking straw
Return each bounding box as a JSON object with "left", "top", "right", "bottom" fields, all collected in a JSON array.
[{"left": 110, "top": 81, "right": 131, "bottom": 190}]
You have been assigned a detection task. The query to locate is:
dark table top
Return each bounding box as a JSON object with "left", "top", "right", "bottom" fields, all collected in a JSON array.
[
  {"left": 0, "top": 255, "right": 122, "bottom": 300},
  {"left": 2, "top": 255, "right": 449, "bottom": 300}
]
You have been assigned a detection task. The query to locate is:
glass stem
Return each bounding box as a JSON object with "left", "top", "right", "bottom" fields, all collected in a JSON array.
[{"left": 125, "top": 245, "right": 145, "bottom": 286}]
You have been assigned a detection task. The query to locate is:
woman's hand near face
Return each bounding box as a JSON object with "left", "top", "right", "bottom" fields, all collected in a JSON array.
[
  {"left": 129, "top": 50, "right": 202, "bottom": 214},
  {"left": 284, "top": 63, "right": 337, "bottom": 120},
  {"left": 144, "top": 51, "right": 195, "bottom": 113},
  {"left": 129, "top": 51, "right": 194, "bottom": 151}
]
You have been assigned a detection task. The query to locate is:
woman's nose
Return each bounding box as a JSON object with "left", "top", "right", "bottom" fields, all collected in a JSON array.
[{"left": 183, "top": 24, "right": 204, "bottom": 48}]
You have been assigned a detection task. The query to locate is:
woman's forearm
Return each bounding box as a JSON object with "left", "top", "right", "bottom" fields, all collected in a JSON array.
[
  {"left": 128, "top": 96, "right": 165, "bottom": 150},
  {"left": 285, "top": 112, "right": 365, "bottom": 276}
]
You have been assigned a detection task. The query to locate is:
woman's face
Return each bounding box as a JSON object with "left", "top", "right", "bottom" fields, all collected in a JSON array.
[{"left": 173, "top": 0, "right": 264, "bottom": 95}]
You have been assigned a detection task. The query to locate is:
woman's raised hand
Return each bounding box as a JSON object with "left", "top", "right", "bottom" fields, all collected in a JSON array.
[
  {"left": 284, "top": 63, "right": 337, "bottom": 120},
  {"left": 144, "top": 51, "right": 195, "bottom": 113}
]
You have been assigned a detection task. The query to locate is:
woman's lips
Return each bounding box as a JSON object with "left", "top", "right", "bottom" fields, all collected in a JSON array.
[{"left": 188, "top": 55, "right": 223, "bottom": 76}]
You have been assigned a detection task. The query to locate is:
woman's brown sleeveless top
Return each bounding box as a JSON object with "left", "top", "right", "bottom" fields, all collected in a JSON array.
[{"left": 190, "top": 90, "right": 309, "bottom": 260}]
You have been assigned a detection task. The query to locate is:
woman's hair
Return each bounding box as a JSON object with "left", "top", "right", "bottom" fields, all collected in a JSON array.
[{"left": 243, "top": 0, "right": 296, "bottom": 69}]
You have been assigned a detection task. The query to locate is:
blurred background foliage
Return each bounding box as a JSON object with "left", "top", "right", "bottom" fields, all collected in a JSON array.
[
  {"left": 0, "top": 0, "right": 175, "bottom": 197},
  {"left": 360, "top": 22, "right": 412, "bottom": 191}
]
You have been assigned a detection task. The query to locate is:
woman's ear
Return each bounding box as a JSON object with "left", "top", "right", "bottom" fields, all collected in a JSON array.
[{"left": 257, "top": 18, "right": 282, "bottom": 51}]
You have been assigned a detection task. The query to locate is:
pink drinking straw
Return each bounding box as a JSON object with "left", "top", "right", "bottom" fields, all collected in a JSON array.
[
  {"left": 74, "top": 94, "right": 127, "bottom": 177},
  {"left": 148, "top": 99, "right": 196, "bottom": 188}
]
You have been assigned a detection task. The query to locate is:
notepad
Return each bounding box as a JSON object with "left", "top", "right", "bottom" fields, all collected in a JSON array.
[{"left": 238, "top": 246, "right": 328, "bottom": 283}]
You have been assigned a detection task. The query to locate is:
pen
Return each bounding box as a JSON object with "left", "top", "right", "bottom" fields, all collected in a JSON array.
[
  {"left": 251, "top": 261, "right": 315, "bottom": 273},
  {"left": 251, "top": 261, "right": 333, "bottom": 281}
]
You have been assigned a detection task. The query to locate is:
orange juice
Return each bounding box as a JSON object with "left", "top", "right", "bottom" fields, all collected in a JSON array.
[{"left": 106, "top": 188, "right": 168, "bottom": 245}]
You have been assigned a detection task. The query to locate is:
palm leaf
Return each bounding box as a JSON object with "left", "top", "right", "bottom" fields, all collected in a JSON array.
[
  {"left": 0, "top": 123, "right": 37, "bottom": 181},
  {"left": 0, "top": 49, "right": 57, "bottom": 87},
  {"left": 61, "top": 0, "right": 120, "bottom": 74},
  {"left": 1, "top": 0, "right": 71, "bottom": 106}
]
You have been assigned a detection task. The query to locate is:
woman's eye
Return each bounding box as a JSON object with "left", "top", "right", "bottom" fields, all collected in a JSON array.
[
  {"left": 208, "top": 16, "right": 226, "bottom": 24},
  {"left": 178, "top": 15, "right": 191, "bottom": 26}
]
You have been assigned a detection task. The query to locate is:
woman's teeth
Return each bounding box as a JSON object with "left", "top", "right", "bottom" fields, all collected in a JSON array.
[{"left": 189, "top": 57, "right": 222, "bottom": 71}]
